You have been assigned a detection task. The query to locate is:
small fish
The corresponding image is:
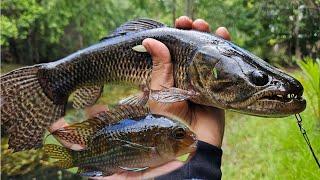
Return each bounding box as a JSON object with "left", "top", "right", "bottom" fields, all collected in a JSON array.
[{"left": 44, "top": 105, "right": 197, "bottom": 177}]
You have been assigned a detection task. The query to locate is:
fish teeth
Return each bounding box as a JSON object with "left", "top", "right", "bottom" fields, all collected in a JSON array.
[{"left": 286, "top": 93, "right": 298, "bottom": 99}]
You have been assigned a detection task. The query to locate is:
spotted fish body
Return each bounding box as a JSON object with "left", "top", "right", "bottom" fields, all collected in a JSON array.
[
  {"left": 44, "top": 106, "right": 197, "bottom": 176},
  {"left": 1, "top": 19, "right": 306, "bottom": 151}
]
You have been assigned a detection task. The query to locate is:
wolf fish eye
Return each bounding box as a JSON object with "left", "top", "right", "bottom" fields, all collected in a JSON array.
[{"left": 250, "top": 70, "right": 269, "bottom": 86}]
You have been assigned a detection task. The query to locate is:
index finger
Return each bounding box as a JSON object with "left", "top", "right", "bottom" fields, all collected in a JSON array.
[{"left": 192, "top": 19, "right": 210, "bottom": 32}]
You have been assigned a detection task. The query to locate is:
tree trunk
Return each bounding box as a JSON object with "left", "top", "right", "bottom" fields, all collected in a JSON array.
[
  {"left": 294, "top": 10, "right": 302, "bottom": 60},
  {"left": 185, "top": 0, "right": 194, "bottom": 19},
  {"left": 172, "top": 0, "right": 176, "bottom": 26}
]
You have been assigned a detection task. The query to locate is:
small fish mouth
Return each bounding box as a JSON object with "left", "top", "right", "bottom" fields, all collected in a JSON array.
[
  {"left": 185, "top": 133, "right": 198, "bottom": 152},
  {"left": 190, "top": 140, "right": 198, "bottom": 150}
]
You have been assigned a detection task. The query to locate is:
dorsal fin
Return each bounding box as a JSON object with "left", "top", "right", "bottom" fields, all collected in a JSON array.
[
  {"left": 51, "top": 105, "right": 149, "bottom": 146},
  {"left": 100, "top": 18, "right": 166, "bottom": 41}
]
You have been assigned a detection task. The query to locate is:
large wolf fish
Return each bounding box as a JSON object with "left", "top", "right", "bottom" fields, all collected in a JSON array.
[{"left": 1, "top": 19, "right": 306, "bottom": 152}]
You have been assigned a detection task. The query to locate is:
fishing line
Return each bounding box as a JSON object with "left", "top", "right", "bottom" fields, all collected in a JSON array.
[{"left": 294, "top": 113, "right": 320, "bottom": 169}]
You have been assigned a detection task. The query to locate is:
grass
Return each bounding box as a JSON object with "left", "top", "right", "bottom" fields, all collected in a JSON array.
[
  {"left": 1, "top": 64, "right": 319, "bottom": 179},
  {"left": 222, "top": 110, "right": 319, "bottom": 179}
]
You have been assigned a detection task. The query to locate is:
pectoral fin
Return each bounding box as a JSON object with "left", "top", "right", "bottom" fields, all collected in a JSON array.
[
  {"left": 73, "top": 85, "right": 104, "bottom": 109},
  {"left": 117, "top": 139, "right": 156, "bottom": 152},
  {"left": 118, "top": 91, "right": 149, "bottom": 106},
  {"left": 150, "top": 87, "right": 199, "bottom": 103}
]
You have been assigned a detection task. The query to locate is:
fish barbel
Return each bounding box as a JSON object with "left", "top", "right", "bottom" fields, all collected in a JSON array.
[
  {"left": 1, "top": 19, "right": 306, "bottom": 151},
  {"left": 44, "top": 105, "right": 197, "bottom": 177}
]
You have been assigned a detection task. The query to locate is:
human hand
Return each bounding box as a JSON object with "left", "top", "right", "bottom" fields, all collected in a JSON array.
[
  {"left": 98, "top": 16, "right": 231, "bottom": 179},
  {"left": 49, "top": 16, "right": 231, "bottom": 179},
  {"left": 148, "top": 16, "right": 230, "bottom": 147}
]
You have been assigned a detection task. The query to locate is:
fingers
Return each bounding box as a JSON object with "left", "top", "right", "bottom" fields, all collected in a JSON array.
[
  {"left": 142, "top": 38, "right": 173, "bottom": 90},
  {"left": 175, "top": 16, "right": 193, "bottom": 29},
  {"left": 48, "top": 105, "right": 107, "bottom": 150},
  {"left": 48, "top": 118, "right": 68, "bottom": 132},
  {"left": 175, "top": 16, "right": 231, "bottom": 40},
  {"left": 48, "top": 118, "right": 83, "bottom": 150},
  {"left": 192, "top": 19, "right": 210, "bottom": 32},
  {"left": 92, "top": 160, "right": 184, "bottom": 180},
  {"left": 215, "top": 27, "right": 231, "bottom": 41},
  {"left": 140, "top": 160, "right": 184, "bottom": 179}
]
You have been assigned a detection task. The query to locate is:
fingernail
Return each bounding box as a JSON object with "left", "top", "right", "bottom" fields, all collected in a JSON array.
[{"left": 70, "top": 144, "right": 84, "bottom": 150}]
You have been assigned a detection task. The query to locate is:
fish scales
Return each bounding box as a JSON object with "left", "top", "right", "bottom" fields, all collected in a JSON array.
[
  {"left": 44, "top": 110, "right": 197, "bottom": 176},
  {"left": 39, "top": 28, "right": 194, "bottom": 105},
  {"left": 76, "top": 125, "right": 163, "bottom": 167}
]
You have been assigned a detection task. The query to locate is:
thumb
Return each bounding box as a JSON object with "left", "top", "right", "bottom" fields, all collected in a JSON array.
[
  {"left": 142, "top": 38, "right": 174, "bottom": 90},
  {"left": 142, "top": 38, "right": 187, "bottom": 117}
]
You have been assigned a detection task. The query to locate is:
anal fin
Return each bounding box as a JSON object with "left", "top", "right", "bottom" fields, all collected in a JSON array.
[{"left": 73, "top": 85, "right": 103, "bottom": 109}]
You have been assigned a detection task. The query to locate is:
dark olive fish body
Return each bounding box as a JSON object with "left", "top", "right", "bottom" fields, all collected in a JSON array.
[
  {"left": 1, "top": 19, "right": 306, "bottom": 151},
  {"left": 39, "top": 27, "right": 198, "bottom": 104}
]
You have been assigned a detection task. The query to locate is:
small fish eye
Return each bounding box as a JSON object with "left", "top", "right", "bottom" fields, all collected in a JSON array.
[
  {"left": 250, "top": 71, "right": 269, "bottom": 86},
  {"left": 172, "top": 127, "right": 186, "bottom": 139}
]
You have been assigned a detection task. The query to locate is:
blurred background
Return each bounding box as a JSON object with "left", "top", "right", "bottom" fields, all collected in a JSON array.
[{"left": 1, "top": 0, "right": 319, "bottom": 179}]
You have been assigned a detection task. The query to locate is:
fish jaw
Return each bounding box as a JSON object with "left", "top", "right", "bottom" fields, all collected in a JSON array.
[
  {"left": 188, "top": 43, "right": 306, "bottom": 117},
  {"left": 231, "top": 80, "right": 307, "bottom": 117}
]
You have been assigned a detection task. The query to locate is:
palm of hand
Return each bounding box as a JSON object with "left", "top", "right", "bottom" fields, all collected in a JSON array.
[{"left": 102, "top": 16, "right": 229, "bottom": 179}]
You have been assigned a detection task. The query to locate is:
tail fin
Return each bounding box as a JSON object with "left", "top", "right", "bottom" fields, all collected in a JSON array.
[
  {"left": 44, "top": 144, "right": 75, "bottom": 169},
  {"left": 1, "top": 65, "right": 65, "bottom": 152}
]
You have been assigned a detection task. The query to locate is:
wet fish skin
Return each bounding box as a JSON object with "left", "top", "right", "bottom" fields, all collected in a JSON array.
[
  {"left": 1, "top": 19, "right": 306, "bottom": 151},
  {"left": 38, "top": 25, "right": 306, "bottom": 115},
  {"left": 45, "top": 110, "right": 197, "bottom": 176}
]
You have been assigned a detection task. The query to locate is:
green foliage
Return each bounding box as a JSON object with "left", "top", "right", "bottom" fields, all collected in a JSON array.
[
  {"left": 0, "top": 15, "right": 18, "bottom": 45},
  {"left": 1, "top": 136, "right": 81, "bottom": 179},
  {"left": 1, "top": 138, "right": 47, "bottom": 176},
  {"left": 0, "top": 0, "right": 44, "bottom": 45},
  {"left": 296, "top": 58, "right": 320, "bottom": 122},
  {"left": 1, "top": 0, "right": 319, "bottom": 65}
]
